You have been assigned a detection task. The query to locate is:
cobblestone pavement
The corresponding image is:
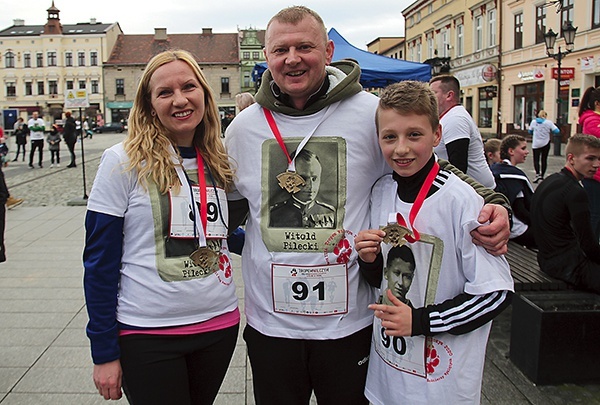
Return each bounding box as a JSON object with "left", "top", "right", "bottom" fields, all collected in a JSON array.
[{"left": 3, "top": 133, "right": 126, "bottom": 207}]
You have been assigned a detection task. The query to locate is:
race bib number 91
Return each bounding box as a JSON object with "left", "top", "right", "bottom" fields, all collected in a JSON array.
[{"left": 272, "top": 263, "right": 348, "bottom": 315}]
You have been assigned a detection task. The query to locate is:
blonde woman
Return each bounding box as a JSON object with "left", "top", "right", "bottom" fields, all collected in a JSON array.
[
  {"left": 235, "top": 92, "right": 256, "bottom": 112},
  {"left": 83, "top": 49, "right": 239, "bottom": 404}
]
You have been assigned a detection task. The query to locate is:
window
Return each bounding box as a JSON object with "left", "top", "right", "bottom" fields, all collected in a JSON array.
[
  {"left": 594, "top": 0, "right": 600, "bottom": 29},
  {"left": 5, "top": 51, "right": 15, "bottom": 68},
  {"left": 478, "top": 87, "right": 493, "bottom": 128},
  {"left": 242, "top": 51, "right": 250, "bottom": 59},
  {"left": 47, "top": 51, "right": 57, "bottom": 66},
  {"left": 91, "top": 80, "right": 99, "bottom": 94},
  {"left": 561, "top": 0, "right": 574, "bottom": 36},
  {"left": 416, "top": 42, "right": 421, "bottom": 62},
  {"left": 25, "top": 81, "right": 32, "bottom": 96},
  {"left": 65, "top": 51, "right": 72, "bottom": 66},
  {"left": 427, "top": 36, "right": 434, "bottom": 58},
  {"left": 488, "top": 9, "right": 496, "bottom": 47},
  {"left": 441, "top": 29, "right": 449, "bottom": 57},
  {"left": 514, "top": 13, "right": 523, "bottom": 49},
  {"left": 456, "top": 24, "right": 464, "bottom": 57},
  {"left": 90, "top": 51, "right": 98, "bottom": 66},
  {"left": 475, "top": 15, "right": 483, "bottom": 51},
  {"left": 252, "top": 51, "right": 260, "bottom": 59},
  {"left": 409, "top": 44, "right": 415, "bottom": 62},
  {"left": 66, "top": 80, "right": 73, "bottom": 90},
  {"left": 24, "top": 53, "right": 31, "bottom": 68},
  {"left": 49, "top": 80, "right": 58, "bottom": 95},
  {"left": 79, "top": 80, "right": 86, "bottom": 89},
  {"left": 78, "top": 51, "right": 85, "bottom": 66},
  {"left": 116, "top": 78, "right": 124, "bottom": 95},
  {"left": 37, "top": 81, "right": 44, "bottom": 95},
  {"left": 243, "top": 72, "right": 251, "bottom": 88},
  {"left": 6, "top": 82, "right": 16, "bottom": 97},
  {"left": 221, "top": 77, "right": 229, "bottom": 94},
  {"left": 536, "top": 6, "right": 547, "bottom": 44},
  {"left": 36, "top": 52, "right": 43, "bottom": 67}
]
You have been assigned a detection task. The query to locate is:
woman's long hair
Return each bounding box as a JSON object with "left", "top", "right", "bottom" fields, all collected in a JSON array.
[
  {"left": 124, "top": 49, "right": 233, "bottom": 194},
  {"left": 579, "top": 86, "right": 600, "bottom": 117}
]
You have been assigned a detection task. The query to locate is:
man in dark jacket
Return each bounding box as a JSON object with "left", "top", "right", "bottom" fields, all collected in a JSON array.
[{"left": 63, "top": 112, "right": 77, "bottom": 168}]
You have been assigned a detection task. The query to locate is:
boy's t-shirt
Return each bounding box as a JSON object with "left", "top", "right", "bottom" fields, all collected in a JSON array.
[{"left": 364, "top": 168, "right": 513, "bottom": 405}]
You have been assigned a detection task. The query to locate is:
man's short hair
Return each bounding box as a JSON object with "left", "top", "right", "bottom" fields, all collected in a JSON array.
[
  {"left": 565, "top": 134, "right": 600, "bottom": 157},
  {"left": 429, "top": 75, "right": 460, "bottom": 101},
  {"left": 267, "top": 6, "right": 327, "bottom": 44},
  {"left": 500, "top": 134, "right": 526, "bottom": 161},
  {"left": 377, "top": 80, "right": 439, "bottom": 131}
]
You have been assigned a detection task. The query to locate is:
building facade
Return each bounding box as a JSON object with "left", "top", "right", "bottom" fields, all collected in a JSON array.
[
  {"left": 500, "top": 0, "right": 600, "bottom": 138},
  {"left": 403, "top": 0, "right": 501, "bottom": 137},
  {"left": 239, "top": 28, "right": 265, "bottom": 95},
  {"left": 103, "top": 27, "right": 240, "bottom": 125},
  {"left": 0, "top": 2, "right": 121, "bottom": 127},
  {"left": 367, "top": 37, "right": 405, "bottom": 59}
]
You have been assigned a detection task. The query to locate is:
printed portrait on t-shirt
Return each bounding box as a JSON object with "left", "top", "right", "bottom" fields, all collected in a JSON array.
[
  {"left": 261, "top": 137, "right": 346, "bottom": 253},
  {"left": 384, "top": 245, "right": 416, "bottom": 305}
]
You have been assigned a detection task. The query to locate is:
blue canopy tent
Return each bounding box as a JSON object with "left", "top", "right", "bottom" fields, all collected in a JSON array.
[{"left": 252, "top": 28, "right": 432, "bottom": 88}]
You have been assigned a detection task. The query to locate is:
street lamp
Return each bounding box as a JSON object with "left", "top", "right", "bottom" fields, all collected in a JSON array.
[
  {"left": 544, "top": 21, "right": 577, "bottom": 156},
  {"left": 424, "top": 56, "right": 451, "bottom": 76}
]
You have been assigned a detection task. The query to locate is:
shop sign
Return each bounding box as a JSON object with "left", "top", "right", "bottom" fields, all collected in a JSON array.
[
  {"left": 551, "top": 67, "right": 575, "bottom": 80},
  {"left": 481, "top": 64, "right": 497, "bottom": 82},
  {"left": 581, "top": 56, "right": 595, "bottom": 71},
  {"left": 484, "top": 85, "right": 498, "bottom": 98},
  {"left": 518, "top": 69, "right": 544, "bottom": 81}
]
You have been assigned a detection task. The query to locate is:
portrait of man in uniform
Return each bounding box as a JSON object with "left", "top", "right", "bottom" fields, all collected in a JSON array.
[{"left": 269, "top": 148, "right": 336, "bottom": 228}]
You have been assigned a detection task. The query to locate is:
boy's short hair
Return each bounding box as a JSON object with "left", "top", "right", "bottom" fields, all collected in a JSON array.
[
  {"left": 500, "top": 135, "right": 526, "bottom": 160},
  {"left": 565, "top": 134, "right": 600, "bottom": 157},
  {"left": 377, "top": 81, "right": 439, "bottom": 131},
  {"left": 484, "top": 138, "right": 502, "bottom": 155}
]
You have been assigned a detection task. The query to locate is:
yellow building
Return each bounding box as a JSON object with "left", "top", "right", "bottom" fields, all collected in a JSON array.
[
  {"left": 0, "top": 2, "right": 121, "bottom": 125},
  {"left": 403, "top": 0, "right": 500, "bottom": 137},
  {"left": 500, "top": 0, "right": 600, "bottom": 139}
]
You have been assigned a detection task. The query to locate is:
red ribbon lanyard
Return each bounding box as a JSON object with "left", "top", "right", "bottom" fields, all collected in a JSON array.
[
  {"left": 396, "top": 161, "right": 440, "bottom": 243},
  {"left": 195, "top": 148, "right": 208, "bottom": 233},
  {"left": 263, "top": 108, "right": 292, "bottom": 166}
]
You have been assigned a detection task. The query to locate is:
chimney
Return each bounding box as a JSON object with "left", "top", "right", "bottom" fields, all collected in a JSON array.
[
  {"left": 154, "top": 28, "right": 167, "bottom": 41},
  {"left": 13, "top": 19, "right": 25, "bottom": 26},
  {"left": 202, "top": 28, "right": 212, "bottom": 35},
  {"left": 90, "top": 18, "right": 97, "bottom": 24}
]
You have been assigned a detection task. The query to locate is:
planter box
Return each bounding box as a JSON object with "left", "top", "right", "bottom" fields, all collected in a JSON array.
[{"left": 510, "top": 291, "right": 600, "bottom": 385}]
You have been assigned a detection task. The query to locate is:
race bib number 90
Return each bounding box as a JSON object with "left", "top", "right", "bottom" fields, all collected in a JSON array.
[
  {"left": 373, "top": 316, "right": 427, "bottom": 377},
  {"left": 272, "top": 263, "right": 348, "bottom": 315}
]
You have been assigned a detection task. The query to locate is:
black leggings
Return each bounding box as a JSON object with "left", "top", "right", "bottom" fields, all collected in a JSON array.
[
  {"left": 29, "top": 139, "right": 44, "bottom": 166},
  {"left": 119, "top": 324, "right": 239, "bottom": 405},
  {"left": 532, "top": 142, "right": 551, "bottom": 177},
  {"left": 244, "top": 324, "right": 372, "bottom": 405}
]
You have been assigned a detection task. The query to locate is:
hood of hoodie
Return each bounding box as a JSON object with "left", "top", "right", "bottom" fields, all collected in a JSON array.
[{"left": 255, "top": 60, "right": 363, "bottom": 116}]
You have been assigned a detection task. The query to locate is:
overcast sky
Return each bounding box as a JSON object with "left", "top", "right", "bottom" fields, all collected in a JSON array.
[{"left": 1, "top": 0, "right": 416, "bottom": 50}]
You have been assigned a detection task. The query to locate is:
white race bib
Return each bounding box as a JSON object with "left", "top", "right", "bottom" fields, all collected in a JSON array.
[
  {"left": 168, "top": 185, "right": 228, "bottom": 239},
  {"left": 272, "top": 263, "right": 348, "bottom": 315},
  {"left": 373, "top": 315, "right": 427, "bottom": 378}
]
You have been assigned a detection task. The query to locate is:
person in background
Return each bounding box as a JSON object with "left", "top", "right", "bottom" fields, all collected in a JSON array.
[
  {"left": 0, "top": 127, "right": 23, "bottom": 210},
  {"left": 83, "top": 49, "right": 239, "bottom": 404},
  {"left": 429, "top": 75, "right": 495, "bottom": 188},
  {"left": 491, "top": 135, "right": 536, "bottom": 248},
  {"left": 47, "top": 124, "right": 61, "bottom": 168},
  {"left": 63, "top": 112, "right": 78, "bottom": 168},
  {"left": 528, "top": 110, "right": 559, "bottom": 183},
  {"left": 484, "top": 138, "right": 502, "bottom": 166},
  {"left": 235, "top": 92, "right": 256, "bottom": 113},
  {"left": 531, "top": 134, "right": 600, "bottom": 293},
  {"left": 578, "top": 86, "right": 600, "bottom": 241},
  {"left": 225, "top": 6, "right": 511, "bottom": 404},
  {"left": 28, "top": 111, "right": 45, "bottom": 169},
  {"left": 355, "top": 80, "right": 513, "bottom": 405},
  {"left": 12, "top": 118, "right": 28, "bottom": 162}
]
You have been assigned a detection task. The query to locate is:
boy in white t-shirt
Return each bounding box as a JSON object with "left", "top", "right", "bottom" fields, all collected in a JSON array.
[{"left": 355, "top": 81, "right": 514, "bottom": 405}]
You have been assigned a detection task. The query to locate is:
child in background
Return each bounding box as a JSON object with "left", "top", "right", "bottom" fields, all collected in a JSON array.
[
  {"left": 47, "top": 124, "right": 61, "bottom": 168},
  {"left": 354, "top": 81, "right": 513, "bottom": 405},
  {"left": 484, "top": 138, "right": 502, "bottom": 166}
]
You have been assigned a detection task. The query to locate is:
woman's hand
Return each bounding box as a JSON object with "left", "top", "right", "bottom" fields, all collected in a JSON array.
[{"left": 93, "top": 359, "right": 123, "bottom": 400}]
